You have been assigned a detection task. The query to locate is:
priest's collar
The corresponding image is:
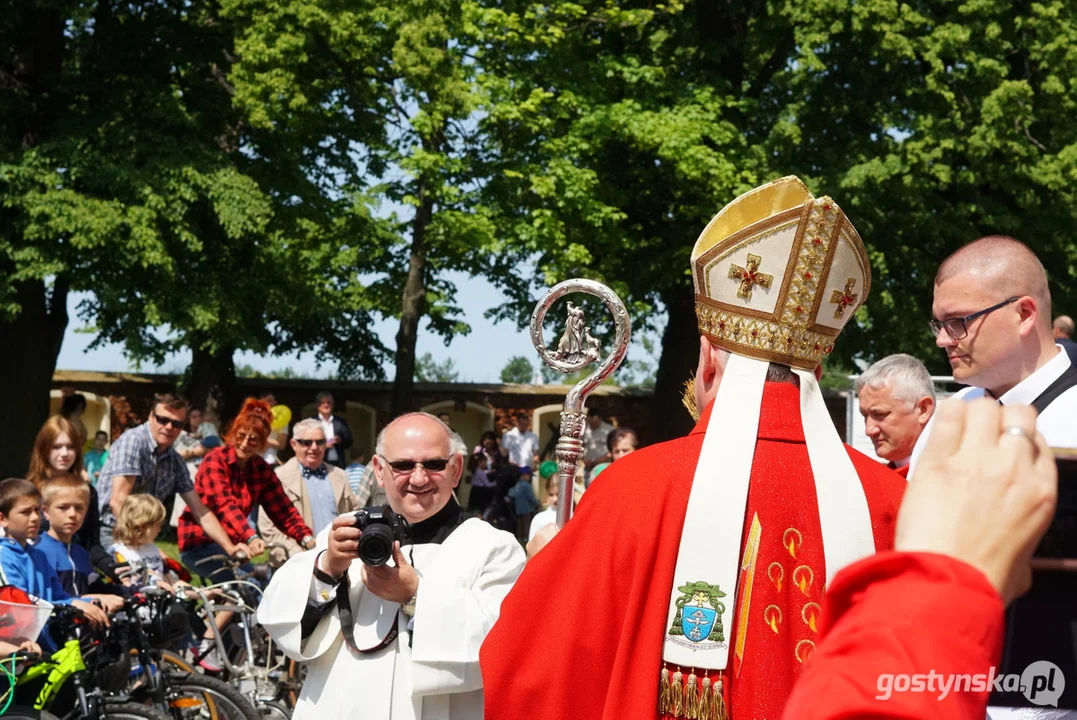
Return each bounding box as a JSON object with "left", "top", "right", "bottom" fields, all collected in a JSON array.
[{"left": 407, "top": 498, "right": 473, "bottom": 546}]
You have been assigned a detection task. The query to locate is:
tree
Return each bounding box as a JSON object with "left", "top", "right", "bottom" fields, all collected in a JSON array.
[
  {"left": 474, "top": 0, "right": 1077, "bottom": 442},
  {"left": 500, "top": 356, "right": 534, "bottom": 384},
  {"left": 222, "top": 0, "right": 499, "bottom": 416},
  {"left": 415, "top": 352, "right": 460, "bottom": 382}
]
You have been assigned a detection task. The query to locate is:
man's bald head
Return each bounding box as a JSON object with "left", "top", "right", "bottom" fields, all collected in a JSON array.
[
  {"left": 935, "top": 236, "right": 1052, "bottom": 327},
  {"left": 376, "top": 412, "right": 454, "bottom": 457},
  {"left": 1054, "top": 315, "right": 1074, "bottom": 340}
]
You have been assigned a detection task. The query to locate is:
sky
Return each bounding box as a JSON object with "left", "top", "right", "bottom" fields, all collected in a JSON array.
[{"left": 56, "top": 270, "right": 660, "bottom": 383}]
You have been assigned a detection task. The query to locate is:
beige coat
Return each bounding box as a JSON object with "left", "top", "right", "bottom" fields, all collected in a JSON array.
[{"left": 259, "top": 457, "right": 359, "bottom": 563}]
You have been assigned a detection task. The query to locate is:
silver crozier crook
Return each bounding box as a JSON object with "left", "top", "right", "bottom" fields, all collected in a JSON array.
[{"left": 530, "top": 279, "right": 632, "bottom": 528}]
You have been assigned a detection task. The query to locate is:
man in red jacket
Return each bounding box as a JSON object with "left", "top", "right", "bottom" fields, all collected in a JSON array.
[{"left": 481, "top": 176, "right": 907, "bottom": 720}]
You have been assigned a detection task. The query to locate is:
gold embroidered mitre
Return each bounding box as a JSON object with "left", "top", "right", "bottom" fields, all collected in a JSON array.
[{"left": 691, "top": 176, "right": 871, "bottom": 370}]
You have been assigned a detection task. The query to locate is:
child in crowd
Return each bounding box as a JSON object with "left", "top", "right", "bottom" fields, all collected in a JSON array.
[
  {"left": 0, "top": 479, "right": 110, "bottom": 647},
  {"left": 83, "top": 431, "right": 109, "bottom": 486},
  {"left": 108, "top": 494, "right": 180, "bottom": 591},
  {"left": 36, "top": 475, "right": 123, "bottom": 612},
  {"left": 507, "top": 467, "right": 540, "bottom": 541}
]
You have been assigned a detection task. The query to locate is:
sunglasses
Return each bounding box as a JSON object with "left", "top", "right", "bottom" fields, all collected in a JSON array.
[
  {"left": 152, "top": 412, "right": 185, "bottom": 430},
  {"left": 235, "top": 432, "right": 267, "bottom": 446},
  {"left": 379, "top": 456, "right": 450, "bottom": 475},
  {"left": 295, "top": 438, "right": 328, "bottom": 448}
]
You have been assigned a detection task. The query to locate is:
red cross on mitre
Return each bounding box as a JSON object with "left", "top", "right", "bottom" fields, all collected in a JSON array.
[
  {"left": 829, "top": 278, "right": 859, "bottom": 319},
  {"left": 727, "top": 254, "right": 773, "bottom": 301}
]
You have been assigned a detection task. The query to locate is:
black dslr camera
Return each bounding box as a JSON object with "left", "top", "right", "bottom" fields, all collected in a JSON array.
[{"left": 354, "top": 505, "right": 411, "bottom": 566}]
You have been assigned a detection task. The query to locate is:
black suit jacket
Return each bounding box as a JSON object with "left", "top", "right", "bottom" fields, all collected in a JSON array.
[
  {"left": 310, "top": 414, "right": 353, "bottom": 467},
  {"left": 1060, "top": 337, "right": 1077, "bottom": 363}
]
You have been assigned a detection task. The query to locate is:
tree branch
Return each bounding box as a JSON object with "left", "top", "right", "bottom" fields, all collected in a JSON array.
[{"left": 747, "top": 29, "right": 795, "bottom": 99}]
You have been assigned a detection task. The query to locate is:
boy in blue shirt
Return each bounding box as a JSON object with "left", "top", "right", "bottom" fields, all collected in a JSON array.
[
  {"left": 36, "top": 475, "right": 123, "bottom": 612},
  {"left": 0, "top": 478, "right": 111, "bottom": 647}
]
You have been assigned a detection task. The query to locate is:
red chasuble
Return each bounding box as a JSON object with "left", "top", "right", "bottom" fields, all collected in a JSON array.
[
  {"left": 480, "top": 382, "right": 907, "bottom": 720},
  {"left": 782, "top": 552, "right": 1004, "bottom": 720}
]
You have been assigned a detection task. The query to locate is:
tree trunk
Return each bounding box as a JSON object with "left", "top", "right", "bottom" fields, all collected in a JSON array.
[
  {"left": 0, "top": 279, "right": 69, "bottom": 477},
  {"left": 390, "top": 179, "right": 434, "bottom": 416},
  {"left": 186, "top": 342, "right": 238, "bottom": 427},
  {"left": 647, "top": 286, "right": 699, "bottom": 443}
]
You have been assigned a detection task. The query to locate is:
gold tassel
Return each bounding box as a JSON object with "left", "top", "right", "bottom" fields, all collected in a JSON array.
[
  {"left": 698, "top": 676, "right": 712, "bottom": 720},
  {"left": 713, "top": 676, "right": 727, "bottom": 720},
  {"left": 659, "top": 665, "right": 671, "bottom": 715},
  {"left": 684, "top": 670, "right": 699, "bottom": 719},
  {"left": 671, "top": 669, "right": 684, "bottom": 718}
]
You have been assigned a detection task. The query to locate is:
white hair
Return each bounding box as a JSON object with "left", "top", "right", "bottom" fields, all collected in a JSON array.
[
  {"left": 855, "top": 354, "right": 936, "bottom": 407},
  {"left": 374, "top": 412, "right": 458, "bottom": 457},
  {"left": 292, "top": 418, "right": 325, "bottom": 437}
]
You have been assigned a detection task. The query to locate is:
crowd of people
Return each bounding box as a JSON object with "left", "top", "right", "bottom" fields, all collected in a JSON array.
[{"left": 1, "top": 175, "right": 1075, "bottom": 720}]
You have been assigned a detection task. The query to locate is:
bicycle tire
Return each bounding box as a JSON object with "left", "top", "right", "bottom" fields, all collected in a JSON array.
[
  {"left": 165, "top": 671, "right": 262, "bottom": 720},
  {"left": 104, "top": 702, "right": 173, "bottom": 720},
  {"left": 257, "top": 699, "right": 292, "bottom": 720},
  {"left": 2, "top": 710, "right": 61, "bottom": 720}
]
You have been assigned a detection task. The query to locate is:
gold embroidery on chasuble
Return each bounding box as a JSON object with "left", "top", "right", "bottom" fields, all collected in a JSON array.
[
  {"left": 763, "top": 605, "right": 782, "bottom": 634},
  {"left": 795, "top": 639, "right": 816, "bottom": 664},
  {"left": 801, "top": 602, "right": 821, "bottom": 633},
  {"left": 791, "top": 565, "right": 814, "bottom": 597},
  {"left": 782, "top": 528, "right": 801, "bottom": 560},
  {"left": 733, "top": 515, "right": 762, "bottom": 677},
  {"left": 829, "top": 278, "right": 859, "bottom": 319},
  {"left": 767, "top": 562, "right": 783, "bottom": 592}
]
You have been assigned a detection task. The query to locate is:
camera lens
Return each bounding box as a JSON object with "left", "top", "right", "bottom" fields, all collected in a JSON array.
[{"left": 359, "top": 524, "right": 395, "bottom": 566}]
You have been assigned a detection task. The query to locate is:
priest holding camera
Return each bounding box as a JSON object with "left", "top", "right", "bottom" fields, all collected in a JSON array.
[{"left": 257, "top": 412, "right": 526, "bottom": 720}]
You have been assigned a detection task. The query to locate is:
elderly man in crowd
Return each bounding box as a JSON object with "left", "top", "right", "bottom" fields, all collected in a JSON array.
[
  {"left": 856, "top": 354, "right": 936, "bottom": 477},
  {"left": 1054, "top": 314, "right": 1077, "bottom": 359},
  {"left": 260, "top": 419, "right": 360, "bottom": 565},
  {"left": 257, "top": 412, "right": 525, "bottom": 720},
  {"left": 97, "top": 393, "right": 252, "bottom": 557}
]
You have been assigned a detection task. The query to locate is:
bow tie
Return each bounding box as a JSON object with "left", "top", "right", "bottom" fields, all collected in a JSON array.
[{"left": 302, "top": 465, "right": 328, "bottom": 480}]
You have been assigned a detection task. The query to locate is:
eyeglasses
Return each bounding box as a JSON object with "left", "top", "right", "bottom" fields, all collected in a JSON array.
[
  {"left": 234, "top": 432, "right": 267, "bottom": 447},
  {"left": 929, "top": 297, "right": 1019, "bottom": 341},
  {"left": 295, "top": 438, "right": 328, "bottom": 448},
  {"left": 152, "top": 412, "right": 185, "bottom": 430},
  {"left": 378, "top": 455, "right": 450, "bottom": 475}
]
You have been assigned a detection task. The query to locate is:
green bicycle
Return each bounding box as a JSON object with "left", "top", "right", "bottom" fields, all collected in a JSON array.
[{"left": 1, "top": 603, "right": 169, "bottom": 720}]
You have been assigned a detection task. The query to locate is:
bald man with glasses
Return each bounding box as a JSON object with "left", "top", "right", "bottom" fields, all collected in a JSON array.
[
  {"left": 911, "top": 235, "right": 1077, "bottom": 474},
  {"left": 258, "top": 412, "right": 525, "bottom": 720},
  {"left": 909, "top": 235, "right": 1077, "bottom": 720},
  {"left": 259, "top": 419, "right": 359, "bottom": 564}
]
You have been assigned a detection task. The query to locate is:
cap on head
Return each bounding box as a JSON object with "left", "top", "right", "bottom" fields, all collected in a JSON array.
[{"left": 691, "top": 176, "right": 871, "bottom": 369}]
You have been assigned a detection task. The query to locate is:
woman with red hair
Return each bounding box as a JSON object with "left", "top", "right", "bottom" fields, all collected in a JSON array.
[
  {"left": 178, "top": 398, "right": 314, "bottom": 579},
  {"left": 178, "top": 398, "right": 315, "bottom": 670}
]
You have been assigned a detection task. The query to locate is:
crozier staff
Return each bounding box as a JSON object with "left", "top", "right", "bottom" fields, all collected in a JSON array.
[{"left": 257, "top": 412, "right": 525, "bottom": 720}]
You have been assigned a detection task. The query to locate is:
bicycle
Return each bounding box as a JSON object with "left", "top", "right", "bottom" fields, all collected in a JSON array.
[
  {"left": 111, "top": 567, "right": 263, "bottom": 720},
  {"left": 2, "top": 603, "right": 170, "bottom": 720},
  {"left": 181, "top": 547, "right": 302, "bottom": 718}
]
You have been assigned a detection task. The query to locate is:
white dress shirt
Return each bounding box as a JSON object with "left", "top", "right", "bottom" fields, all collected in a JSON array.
[{"left": 910, "top": 345, "right": 1077, "bottom": 477}]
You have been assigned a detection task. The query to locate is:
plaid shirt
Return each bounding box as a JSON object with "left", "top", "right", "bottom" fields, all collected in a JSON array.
[
  {"left": 178, "top": 445, "right": 312, "bottom": 552},
  {"left": 97, "top": 423, "right": 192, "bottom": 526}
]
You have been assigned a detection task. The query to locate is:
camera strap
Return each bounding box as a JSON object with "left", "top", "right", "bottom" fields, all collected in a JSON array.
[{"left": 336, "top": 570, "right": 400, "bottom": 655}]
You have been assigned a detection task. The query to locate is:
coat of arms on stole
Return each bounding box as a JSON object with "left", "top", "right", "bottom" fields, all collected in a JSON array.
[{"left": 667, "top": 581, "right": 727, "bottom": 649}]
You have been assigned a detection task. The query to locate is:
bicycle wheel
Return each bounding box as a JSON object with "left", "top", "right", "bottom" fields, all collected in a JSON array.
[
  {"left": 2, "top": 710, "right": 61, "bottom": 720},
  {"left": 104, "top": 702, "right": 173, "bottom": 720},
  {"left": 165, "top": 671, "right": 262, "bottom": 720},
  {"left": 257, "top": 699, "right": 292, "bottom": 720}
]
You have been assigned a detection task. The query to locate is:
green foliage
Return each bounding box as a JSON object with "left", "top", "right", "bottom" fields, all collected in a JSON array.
[
  {"left": 472, "top": 0, "right": 1077, "bottom": 377},
  {"left": 236, "top": 364, "right": 305, "bottom": 380},
  {"left": 415, "top": 352, "right": 460, "bottom": 382},
  {"left": 500, "top": 355, "right": 535, "bottom": 383}
]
